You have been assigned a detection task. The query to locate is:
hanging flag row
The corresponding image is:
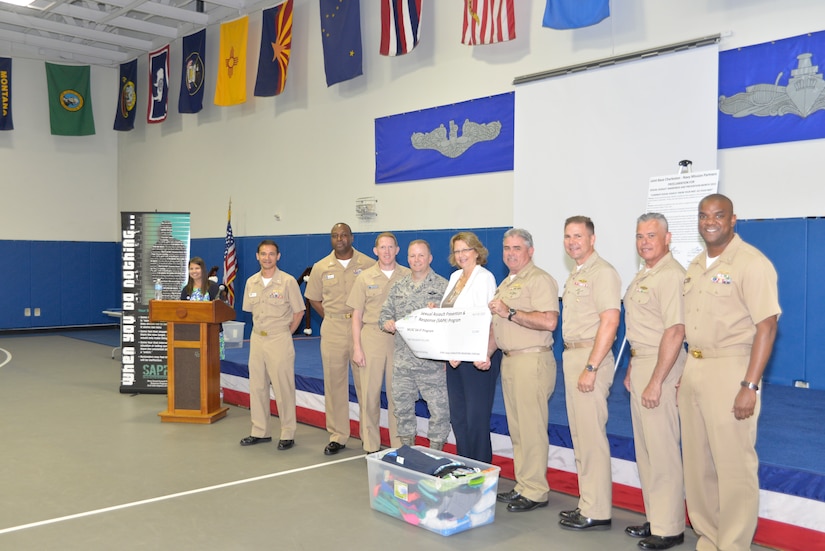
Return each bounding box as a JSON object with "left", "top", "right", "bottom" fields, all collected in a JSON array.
[{"left": 0, "top": 0, "right": 610, "bottom": 135}]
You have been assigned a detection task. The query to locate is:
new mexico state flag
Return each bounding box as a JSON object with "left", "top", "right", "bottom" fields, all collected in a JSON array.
[
  {"left": 214, "top": 16, "right": 249, "bottom": 106},
  {"left": 45, "top": 63, "right": 95, "bottom": 136}
]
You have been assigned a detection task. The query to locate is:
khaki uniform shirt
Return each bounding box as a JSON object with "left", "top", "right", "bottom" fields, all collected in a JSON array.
[
  {"left": 346, "top": 263, "right": 411, "bottom": 324},
  {"left": 562, "top": 251, "right": 621, "bottom": 342},
  {"left": 242, "top": 269, "right": 305, "bottom": 333},
  {"left": 624, "top": 252, "right": 686, "bottom": 350},
  {"left": 305, "top": 249, "right": 375, "bottom": 316},
  {"left": 684, "top": 234, "right": 781, "bottom": 349},
  {"left": 492, "top": 261, "right": 559, "bottom": 351}
]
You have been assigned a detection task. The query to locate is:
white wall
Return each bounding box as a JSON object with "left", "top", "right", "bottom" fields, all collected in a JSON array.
[
  {"left": 0, "top": 60, "right": 117, "bottom": 241},
  {"left": 4, "top": 0, "right": 825, "bottom": 242}
]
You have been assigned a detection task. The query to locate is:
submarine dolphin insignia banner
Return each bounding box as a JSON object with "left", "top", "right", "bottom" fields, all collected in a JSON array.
[
  {"left": 120, "top": 212, "right": 191, "bottom": 394},
  {"left": 375, "top": 92, "right": 514, "bottom": 183}
]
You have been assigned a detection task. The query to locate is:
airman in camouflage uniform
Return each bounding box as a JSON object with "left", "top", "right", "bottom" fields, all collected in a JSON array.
[{"left": 379, "top": 240, "right": 449, "bottom": 450}]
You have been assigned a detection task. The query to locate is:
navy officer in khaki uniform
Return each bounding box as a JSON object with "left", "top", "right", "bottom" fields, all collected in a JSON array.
[
  {"left": 623, "top": 213, "right": 687, "bottom": 550},
  {"left": 305, "top": 223, "right": 375, "bottom": 455},
  {"left": 240, "top": 240, "right": 305, "bottom": 450},
  {"left": 559, "top": 215, "right": 621, "bottom": 531},
  {"left": 680, "top": 194, "right": 780, "bottom": 551}
]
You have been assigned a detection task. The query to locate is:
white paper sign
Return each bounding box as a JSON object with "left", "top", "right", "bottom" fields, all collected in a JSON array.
[{"left": 394, "top": 307, "right": 492, "bottom": 362}]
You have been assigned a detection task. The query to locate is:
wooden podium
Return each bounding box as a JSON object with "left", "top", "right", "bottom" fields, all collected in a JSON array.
[{"left": 149, "top": 299, "right": 234, "bottom": 424}]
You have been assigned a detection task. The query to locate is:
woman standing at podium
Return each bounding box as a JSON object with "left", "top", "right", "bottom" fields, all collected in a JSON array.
[{"left": 181, "top": 256, "right": 224, "bottom": 359}]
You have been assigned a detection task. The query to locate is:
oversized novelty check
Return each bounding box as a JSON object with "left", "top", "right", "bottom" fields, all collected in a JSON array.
[{"left": 394, "top": 307, "right": 492, "bottom": 362}]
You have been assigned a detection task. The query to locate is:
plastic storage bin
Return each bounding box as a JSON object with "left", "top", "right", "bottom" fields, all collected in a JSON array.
[
  {"left": 221, "top": 321, "right": 245, "bottom": 348},
  {"left": 365, "top": 446, "right": 500, "bottom": 536}
]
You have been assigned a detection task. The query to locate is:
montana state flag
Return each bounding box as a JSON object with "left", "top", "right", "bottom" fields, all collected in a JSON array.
[
  {"left": 113, "top": 59, "right": 137, "bottom": 131},
  {"left": 214, "top": 16, "right": 249, "bottom": 106},
  {"left": 255, "top": 1, "right": 293, "bottom": 97},
  {"left": 0, "top": 57, "right": 12, "bottom": 131},
  {"left": 147, "top": 45, "right": 169, "bottom": 123},
  {"left": 179, "top": 30, "right": 206, "bottom": 113},
  {"left": 320, "top": 0, "right": 363, "bottom": 86},
  {"left": 45, "top": 63, "right": 95, "bottom": 136}
]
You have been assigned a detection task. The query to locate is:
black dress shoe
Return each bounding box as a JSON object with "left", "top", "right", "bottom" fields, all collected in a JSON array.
[
  {"left": 324, "top": 442, "right": 345, "bottom": 455},
  {"left": 277, "top": 439, "right": 294, "bottom": 450},
  {"left": 626, "top": 522, "right": 652, "bottom": 538},
  {"left": 638, "top": 533, "right": 684, "bottom": 550},
  {"left": 559, "top": 511, "right": 612, "bottom": 530},
  {"left": 240, "top": 436, "right": 272, "bottom": 446},
  {"left": 506, "top": 496, "right": 549, "bottom": 512},
  {"left": 559, "top": 508, "right": 581, "bottom": 520},
  {"left": 496, "top": 489, "right": 521, "bottom": 503}
]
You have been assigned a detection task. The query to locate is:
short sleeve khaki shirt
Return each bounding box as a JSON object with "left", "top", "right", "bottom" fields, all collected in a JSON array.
[
  {"left": 491, "top": 261, "right": 559, "bottom": 351},
  {"left": 562, "top": 251, "right": 621, "bottom": 342},
  {"left": 623, "top": 252, "right": 686, "bottom": 350}
]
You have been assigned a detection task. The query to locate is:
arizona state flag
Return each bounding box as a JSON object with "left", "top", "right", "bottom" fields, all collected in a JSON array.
[
  {"left": 320, "top": 0, "right": 363, "bottom": 86},
  {"left": 45, "top": 63, "right": 95, "bottom": 136},
  {"left": 114, "top": 59, "right": 137, "bottom": 131},
  {"left": 214, "top": 16, "right": 249, "bottom": 106},
  {"left": 147, "top": 45, "right": 170, "bottom": 123},
  {"left": 0, "top": 57, "right": 12, "bottom": 131},
  {"left": 254, "top": 1, "right": 293, "bottom": 97},
  {"left": 179, "top": 30, "right": 206, "bottom": 113}
]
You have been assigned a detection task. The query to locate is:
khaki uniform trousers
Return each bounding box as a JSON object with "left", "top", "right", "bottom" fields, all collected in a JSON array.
[
  {"left": 678, "top": 354, "right": 760, "bottom": 551},
  {"left": 629, "top": 351, "right": 686, "bottom": 537},
  {"left": 358, "top": 324, "right": 400, "bottom": 451},
  {"left": 501, "top": 350, "right": 555, "bottom": 502},
  {"left": 320, "top": 317, "right": 363, "bottom": 444},
  {"left": 562, "top": 347, "right": 615, "bottom": 519},
  {"left": 248, "top": 330, "right": 296, "bottom": 440}
]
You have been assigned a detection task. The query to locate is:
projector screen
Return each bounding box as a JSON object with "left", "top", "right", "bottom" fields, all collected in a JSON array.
[{"left": 513, "top": 44, "right": 719, "bottom": 290}]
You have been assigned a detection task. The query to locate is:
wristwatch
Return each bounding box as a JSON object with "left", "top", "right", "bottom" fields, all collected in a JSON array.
[
  {"left": 585, "top": 364, "right": 598, "bottom": 372},
  {"left": 508, "top": 307, "right": 517, "bottom": 321}
]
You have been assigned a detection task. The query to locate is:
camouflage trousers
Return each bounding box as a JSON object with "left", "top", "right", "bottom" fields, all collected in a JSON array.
[{"left": 391, "top": 361, "right": 450, "bottom": 446}]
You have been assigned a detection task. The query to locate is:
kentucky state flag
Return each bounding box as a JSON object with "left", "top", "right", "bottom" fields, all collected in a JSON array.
[
  {"left": 254, "top": 1, "right": 293, "bottom": 97},
  {"left": 719, "top": 30, "right": 825, "bottom": 149},
  {"left": 0, "top": 57, "right": 12, "bottom": 131},
  {"left": 214, "top": 16, "right": 249, "bottom": 106},
  {"left": 113, "top": 59, "right": 137, "bottom": 131},
  {"left": 179, "top": 30, "right": 206, "bottom": 113},
  {"left": 147, "top": 45, "right": 170, "bottom": 123},
  {"left": 45, "top": 63, "right": 95, "bottom": 136},
  {"left": 375, "top": 92, "right": 514, "bottom": 183},
  {"left": 542, "top": 0, "right": 609, "bottom": 30},
  {"left": 320, "top": 0, "right": 363, "bottom": 86}
]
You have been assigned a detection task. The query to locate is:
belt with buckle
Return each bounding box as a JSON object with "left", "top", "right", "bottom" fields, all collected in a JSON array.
[
  {"left": 254, "top": 329, "right": 269, "bottom": 337},
  {"left": 563, "top": 339, "right": 595, "bottom": 350},
  {"left": 503, "top": 346, "right": 551, "bottom": 357},
  {"left": 630, "top": 346, "right": 659, "bottom": 357},
  {"left": 326, "top": 313, "right": 353, "bottom": 320},
  {"left": 688, "top": 345, "right": 752, "bottom": 359}
]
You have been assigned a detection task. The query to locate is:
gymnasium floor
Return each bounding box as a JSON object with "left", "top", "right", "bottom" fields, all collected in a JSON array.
[{"left": 0, "top": 334, "right": 774, "bottom": 550}]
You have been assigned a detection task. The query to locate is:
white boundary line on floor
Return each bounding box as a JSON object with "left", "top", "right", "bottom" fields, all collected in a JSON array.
[
  {"left": 0, "top": 454, "right": 366, "bottom": 535},
  {"left": 0, "top": 348, "right": 11, "bottom": 369}
]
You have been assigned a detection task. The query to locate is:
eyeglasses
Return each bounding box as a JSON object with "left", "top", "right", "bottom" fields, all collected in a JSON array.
[{"left": 453, "top": 248, "right": 474, "bottom": 255}]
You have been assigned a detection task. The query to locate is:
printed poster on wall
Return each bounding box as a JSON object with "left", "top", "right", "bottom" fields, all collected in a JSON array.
[{"left": 120, "top": 212, "right": 190, "bottom": 394}]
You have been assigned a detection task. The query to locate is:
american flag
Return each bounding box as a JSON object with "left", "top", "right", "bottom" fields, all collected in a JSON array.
[
  {"left": 462, "top": 0, "right": 516, "bottom": 46},
  {"left": 223, "top": 202, "right": 237, "bottom": 306}
]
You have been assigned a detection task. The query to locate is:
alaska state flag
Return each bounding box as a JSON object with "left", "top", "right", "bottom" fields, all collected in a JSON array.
[
  {"left": 179, "top": 30, "right": 206, "bottom": 113},
  {"left": 0, "top": 57, "right": 12, "bottom": 131},
  {"left": 214, "top": 16, "right": 249, "bottom": 106},
  {"left": 254, "top": 1, "right": 293, "bottom": 97},
  {"left": 113, "top": 59, "right": 137, "bottom": 131},
  {"left": 320, "top": 0, "right": 363, "bottom": 86},
  {"left": 379, "top": 0, "right": 422, "bottom": 56},
  {"left": 542, "top": 0, "right": 609, "bottom": 30},
  {"left": 375, "top": 92, "right": 514, "bottom": 183},
  {"left": 45, "top": 63, "right": 95, "bottom": 136},
  {"left": 147, "top": 45, "right": 170, "bottom": 123}
]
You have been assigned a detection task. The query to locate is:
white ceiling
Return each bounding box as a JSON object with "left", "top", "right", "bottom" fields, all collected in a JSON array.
[{"left": 0, "top": 0, "right": 268, "bottom": 67}]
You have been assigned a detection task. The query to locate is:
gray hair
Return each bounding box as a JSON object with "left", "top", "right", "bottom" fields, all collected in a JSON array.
[
  {"left": 503, "top": 228, "right": 534, "bottom": 248},
  {"left": 637, "top": 212, "right": 669, "bottom": 233}
]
